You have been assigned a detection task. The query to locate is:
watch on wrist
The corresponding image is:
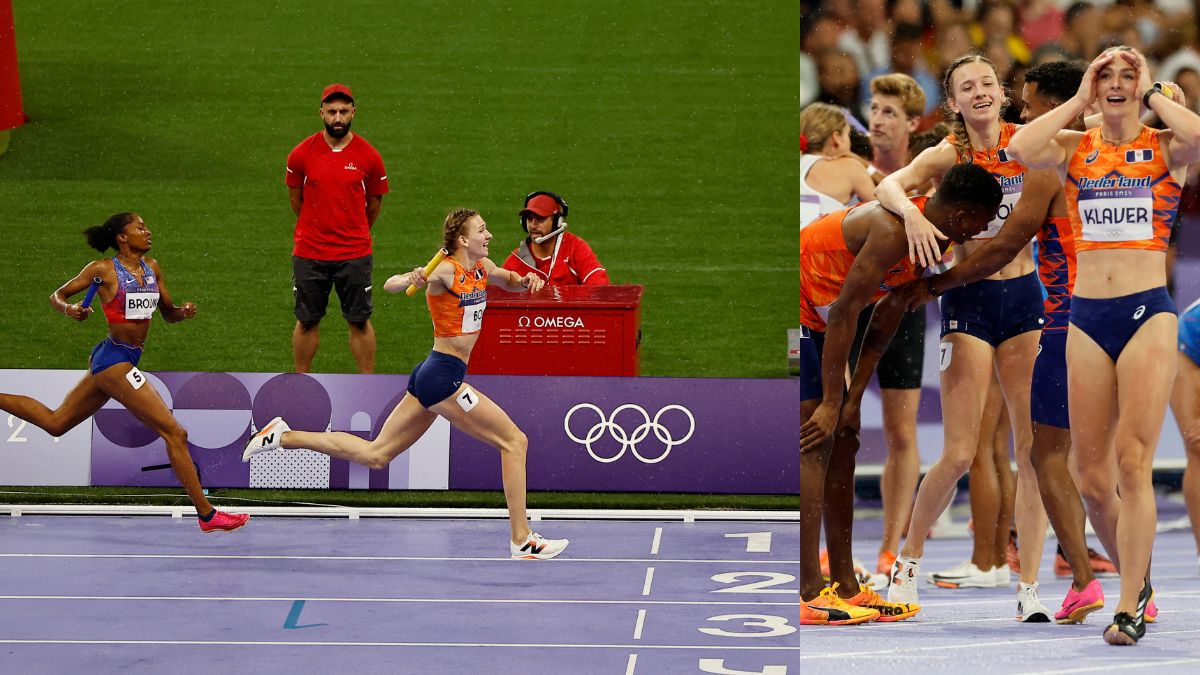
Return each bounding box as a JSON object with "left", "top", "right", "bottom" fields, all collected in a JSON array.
[{"left": 1143, "top": 82, "right": 1174, "bottom": 108}]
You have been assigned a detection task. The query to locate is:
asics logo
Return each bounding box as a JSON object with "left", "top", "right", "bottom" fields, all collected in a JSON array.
[
  {"left": 564, "top": 403, "right": 695, "bottom": 464},
  {"left": 1133, "top": 305, "right": 1146, "bottom": 320}
]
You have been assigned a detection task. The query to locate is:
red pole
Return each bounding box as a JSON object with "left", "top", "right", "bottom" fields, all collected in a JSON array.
[{"left": 0, "top": 0, "right": 26, "bottom": 153}]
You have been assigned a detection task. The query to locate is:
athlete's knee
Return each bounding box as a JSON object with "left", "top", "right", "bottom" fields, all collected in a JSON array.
[
  {"left": 363, "top": 452, "right": 392, "bottom": 471},
  {"left": 297, "top": 320, "right": 320, "bottom": 332},
  {"left": 41, "top": 415, "right": 76, "bottom": 438},
  {"left": 940, "top": 447, "right": 975, "bottom": 477},
  {"left": 500, "top": 430, "right": 528, "bottom": 458},
  {"left": 160, "top": 423, "right": 188, "bottom": 449}
]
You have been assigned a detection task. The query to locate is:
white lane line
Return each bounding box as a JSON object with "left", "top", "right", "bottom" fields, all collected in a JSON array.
[
  {"left": 0, "top": 595, "right": 797, "bottom": 606},
  {"left": 799, "top": 628, "right": 1200, "bottom": 659},
  {"left": 642, "top": 568, "right": 655, "bottom": 596},
  {"left": 1028, "top": 656, "right": 1200, "bottom": 674},
  {"left": 0, "top": 553, "right": 797, "bottom": 564},
  {"left": 625, "top": 653, "right": 638, "bottom": 675},
  {"left": 0, "top": 639, "right": 800, "bottom": 651},
  {"left": 633, "top": 609, "right": 646, "bottom": 640},
  {"left": 650, "top": 527, "right": 662, "bottom": 555}
]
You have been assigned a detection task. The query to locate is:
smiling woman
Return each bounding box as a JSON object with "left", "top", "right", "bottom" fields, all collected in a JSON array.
[{"left": 1006, "top": 45, "right": 1200, "bottom": 645}]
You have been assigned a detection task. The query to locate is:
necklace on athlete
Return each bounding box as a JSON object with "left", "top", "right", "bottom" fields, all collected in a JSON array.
[{"left": 1101, "top": 127, "right": 1140, "bottom": 146}]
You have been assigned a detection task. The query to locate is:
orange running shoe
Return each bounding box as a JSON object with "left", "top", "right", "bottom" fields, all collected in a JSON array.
[
  {"left": 877, "top": 550, "right": 897, "bottom": 575},
  {"left": 801, "top": 583, "right": 880, "bottom": 625},
  {"left": 846, "top": 584, "right": 920, "bottom": 622}
]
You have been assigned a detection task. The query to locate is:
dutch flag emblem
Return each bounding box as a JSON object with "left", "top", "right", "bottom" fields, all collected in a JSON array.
[
  {"left": 1125, "top": 148, "right": 1154, "bottom": 163},
  {"left": 997, "top": 148, "right": 1010, "bottom": 162}
]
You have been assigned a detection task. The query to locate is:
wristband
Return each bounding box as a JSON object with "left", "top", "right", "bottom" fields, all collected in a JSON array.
[
  {"left": 926, "top": 277, "right": 942, "bottom": 298},
  {"left": 1143, "top": 82, "right": 1174, "bottom": 109}
]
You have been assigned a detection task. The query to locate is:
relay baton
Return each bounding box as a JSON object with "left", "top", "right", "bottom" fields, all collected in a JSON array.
[
  {"left": 81, "top": 277, "right": 102, "bottom": 308},
  {"left": 406, "top": 248, "right": 449, "bottom": 297}
]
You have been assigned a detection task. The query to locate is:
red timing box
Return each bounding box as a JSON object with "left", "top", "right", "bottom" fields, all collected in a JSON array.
[{"left": 471, "top": 285, "right": 644, "bottom": 376}]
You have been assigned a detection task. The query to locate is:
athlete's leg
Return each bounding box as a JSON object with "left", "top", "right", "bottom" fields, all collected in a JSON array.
[
  {"left": 800, "top": 397, "right": 833, "bottom": 599},
  {"left": 347, "top": 319, "right": 376, "bottom": 375},
  {"left": 879, "top": 388, "right": 920, "bottom": 563},
  {"left": 1169, "top": 352, "right": 1200, "bottom": 557},
  {"left": 970, "top": 371, "right": 1005, "bottom": 570},
  {"left": 900, "top": 333, "right": 992, "bottom": 558},
  {"left": 0, "top": 374, "right": 109, "bottom": 437},
  {"left": 1069, "top": 326, "right": 1122, "bottom": 588},
  {"left": 825, "top": 425, "right": 863, "bottom": 597},
  {"left": 1032, "top": 420, "right": 1094, "bottom": 590},
  {"left": 282, "top": 393, "right": 438, "bottom": 469},
  {"left": 95, "top": 364, "right": 212, "bottom": 514},
  {"left": 993, "top": 399, "right": 1017, "bottom": 570},
  {"left": 1109, "top": 314, "right": 1176, "bottom": 615},
  {"left": 430, "top": 384, "right": 533, "bottom": 544},
  {"left": 293, "top": 320, "right": 321, "bottom": 373},
  {"left": 996, "top": 329, "right": 1045, "bottom": 586}
]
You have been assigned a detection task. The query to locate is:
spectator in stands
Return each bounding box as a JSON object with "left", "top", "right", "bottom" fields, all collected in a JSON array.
[
  {"left": 502, "top": 192, "right": 609, "bottom": 286},
  {"left": 971, "top": 1, "right": 1032, "bottom": 66},
  {"left": 861, "top": 23, "right": 941, "bottom": 116},
  {"left": 1058, "top": 2, "right": 1102, "bottom": 61},
  {"left": 816, "top": 49, "right": 866, "bottom": 127}
]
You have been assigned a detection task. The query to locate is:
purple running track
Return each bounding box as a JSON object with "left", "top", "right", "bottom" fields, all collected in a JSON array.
[{"left": 0, "top": 515, "right": 800, "bottom": 674}]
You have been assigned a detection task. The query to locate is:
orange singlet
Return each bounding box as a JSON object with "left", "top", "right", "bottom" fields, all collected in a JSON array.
[
  {"left": 1066, "top": 126, "right": 1181, "bottom": 253},
  {"left": 428, "top": 257, "right": 488, "bottom": 337},
  {"left": 948, "top": 121, "right": 1026, "bottom": 240},
  {"left": 799, "top": 198, "right": 923, "bottom": 331}
]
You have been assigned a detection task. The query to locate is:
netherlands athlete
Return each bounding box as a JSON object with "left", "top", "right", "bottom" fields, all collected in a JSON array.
[
  {"left": 244, "top": 208, "right": 569, "bottom": 559},
  {"left": 1008, "top": 46, "right": 1200, "bottom": 645}
]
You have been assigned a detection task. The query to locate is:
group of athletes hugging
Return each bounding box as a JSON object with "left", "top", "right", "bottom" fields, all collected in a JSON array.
[
  {"left": 800, "top": 44, "right": 1200, "bottom": 646},
  {"left": 0, "top": 208, "right": 570, "bottom": 561}
]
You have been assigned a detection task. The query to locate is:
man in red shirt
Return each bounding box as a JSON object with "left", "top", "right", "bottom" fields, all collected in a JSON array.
[
  {"left": 501, "top": 191, "right": 609, "bottom": 285},
  {"left": 286, "top": 83, "right": 388, "bottom": 373}
]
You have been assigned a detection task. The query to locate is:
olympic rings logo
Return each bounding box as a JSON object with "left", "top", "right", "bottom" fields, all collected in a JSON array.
[{"left": 563, "top": 403, "right": 696, "bottom": 464}]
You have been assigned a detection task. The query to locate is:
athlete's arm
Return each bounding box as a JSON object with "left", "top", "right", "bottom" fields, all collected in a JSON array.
[
  {"left": 919, "top": 167, "right": 1057, "bottom": 301},
  {"left": 148, "top": 259, "right": 197, "bottom": 324},
  {"left": 800, "top": 224, "right": 908, "bottom": 451},
  {"left": 50, "top": 260, "right": 108, "bottom": 322},
  {"left": 288, "top": 187, "right": 303, "bottom": 217},
  {"left": 875, "top": 141, "right": 955, "bottom": 268},
  {"left": 383, "top": 266, "right": 429, "bottom": 294},
  {"left": 482, "top": 257, "right": 544, "bottom": 293},
  {"left": 1009, "top": 53, "right": 1112, "bottom": 170},
  {"left": 838, "top": 291, "right": 910, "bottom": 438}
]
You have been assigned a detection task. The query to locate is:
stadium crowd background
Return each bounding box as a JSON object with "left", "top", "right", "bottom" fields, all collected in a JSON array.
[{"left": 802, "top": 0, "right": 1200, "bottom": 297}]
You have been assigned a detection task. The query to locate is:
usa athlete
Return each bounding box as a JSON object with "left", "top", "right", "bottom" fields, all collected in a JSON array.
[
  {"left": 1008, "top": 46, "right": 1200, "bottom": 645},
  {"left": 0, "top": 213, "right": 248, "bottom": 532},
  {"left": 244, "top": 208, "right": 570, "bottom": 559}
]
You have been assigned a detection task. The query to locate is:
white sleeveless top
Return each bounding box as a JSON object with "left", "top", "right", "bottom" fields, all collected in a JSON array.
[{"left": 801, "top": 154, "right": 851, "bottom": 229}]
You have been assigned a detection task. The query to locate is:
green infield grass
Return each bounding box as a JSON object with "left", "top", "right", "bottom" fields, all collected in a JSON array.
[{"left": 0, "top": 1, "right": 800, "bottom": 378}]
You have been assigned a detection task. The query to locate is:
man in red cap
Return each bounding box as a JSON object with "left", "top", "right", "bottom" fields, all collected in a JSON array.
[
  {"left": 502, "top": 191, "right": 609, "bottom": 285},
  {"left": 285, "top": 83, "right": 389, "bottom": 373}
]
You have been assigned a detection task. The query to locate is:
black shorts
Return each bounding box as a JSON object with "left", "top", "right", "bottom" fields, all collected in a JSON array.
[
  {"left": 848, "top": 303, "right": 926, "bottom": 390},
  {"left": 293, "top": 255, "right": 374, "bottom": 323}
]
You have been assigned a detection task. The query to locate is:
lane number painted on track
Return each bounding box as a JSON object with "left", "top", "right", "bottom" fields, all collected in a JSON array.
[
  {"left": 710, "top": 572, "right": 798, "bottom": 594},
  {"left": 699, "top": 660, "right": 789, "bottom": 675},
  {"left": 698, "top": 614, "right": 797, "bottom": 638}
]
